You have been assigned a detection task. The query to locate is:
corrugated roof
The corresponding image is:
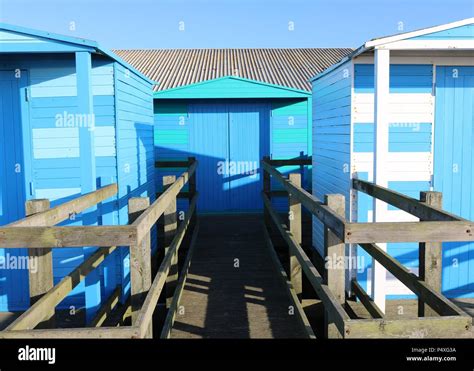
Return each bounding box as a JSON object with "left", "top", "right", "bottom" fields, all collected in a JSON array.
[{"left": 113, "top": 48, "right": 353, "bottom": 92}]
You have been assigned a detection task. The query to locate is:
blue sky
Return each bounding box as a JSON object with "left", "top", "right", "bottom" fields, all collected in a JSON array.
[{"left": 0, "top": 0, "right": 473, "bottom": 49}]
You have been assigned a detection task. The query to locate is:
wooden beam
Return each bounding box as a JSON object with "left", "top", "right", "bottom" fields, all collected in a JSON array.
[
  {"left": 162, "top": 176, "right": 178, "bottom": 309},
  {"left": 263, "top": 156, "right": 271, "bottom": 229},
  {"left": 353, "top": 179, "right": 462, "bottom": 222},
  {"left": 359, "top": 243, "right": 466, "bottom": 316},
  {"left": 135, "top": 194, "right": 197, "bottom": 338},
  {"left": 419, "top": 191, "right": 443, "bottom": 317},
  {"left": 26, "top": 200, "right": 55, "bottom": 329},
  {"left": 128, "top": 197, "right": 152, "bottom": 338},
  {"left": 262, "top": 192, "right": 349, "bottom": 337},
  {"left": 6, "top": 246, "right": 116, "bottom": 331},
  {"left": 188, "top": 157, "right": 197, "bottom": 228},
  {"left": 345, "top": 316, "right": 472, "bottom": 338},
  {"left": 351, "top": 280, "right": 384, "bottom": 319},
  {"left": 155, "top": 160, "right": 190, "bottom": 168},
  {"left": 345, "top": 221, "right": 474, "bottom": 244},
  {"left": 133, "top": 161, "right": 197, "bottom": 244},
  {"left": 161, "top": 221, "right": 200, "bottom": 339},
  {"left": 262, "top": 161, "right": 346, "bottom": 240},
  {"left": 0, "top": 326, "right": 137, "bottom": 339},
  {"left": 265, "top": 158, "right": 312, "bottom": 166},
  {"left": 324, "top": 194, "right": 346, "bottom": 338},
  {"left": 262, "top": 226, "right": 316, "bottom": 339},
  {"left": 288, "top": 173, "right": 302, "bottom": 301},
  {"left": 7, "top": 184, "right": 117, "bottom": 227},
  {"left": 89, "top": 286, "right": 121, "bottom": 327},
  {"left": 0, "top": 225, "right": 136, "bottom": 248}
]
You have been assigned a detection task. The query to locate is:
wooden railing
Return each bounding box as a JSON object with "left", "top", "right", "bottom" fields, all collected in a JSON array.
[
  {"left": 262, "top": 157, "right": 473, "bottom": 338},
  {"left": 0, "top": 158, "right": 198, "bottom": 338}
]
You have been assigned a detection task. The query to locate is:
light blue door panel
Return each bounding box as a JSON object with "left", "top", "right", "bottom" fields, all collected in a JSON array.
[
  {"left": 189, "top": 103, "right": 230, "bottom": 212},
  {"left": 435, "top": 66, "right": 474, "bottom": 298},
  {"left": 229, "top": 103, "right": 270, "bottom": 210},
  {"left": 0, "top": 70, "right": 29, "bottom": 310}
]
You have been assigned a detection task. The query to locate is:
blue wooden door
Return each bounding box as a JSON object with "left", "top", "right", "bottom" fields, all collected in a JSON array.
[
  {"left": 0, "top": 70, "right": 29, "bottom": 310},
  {"left": 189, "top": 102, "right": 270, "bottom": 212},
  {"left": 434, "top": 66, "right": 474, "bottom": 298},
  {"left": 189, "top": 103, "right": 230, "bottom": 211},
  {"left": 229, "top": 103, "right": 270, "bottom": 210}
]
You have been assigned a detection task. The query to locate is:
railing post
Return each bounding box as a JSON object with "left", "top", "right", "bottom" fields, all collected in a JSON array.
[
  {"left": 324, "top": 194, "right": 346, "bottom": 338},
  {"left": 128, "top": 197, "right": 152, "bottom": 337},
  {"left": 288, "top": 173, "right": 302, "bottom": 301},
  {"left": 188, "top": 157, "right": 197, "bottom": 228},
  {"left": 418, "top": 191, "right": 443, "bottom": 317},
  {"left": 263, "top": 156, "right": 271, "bottom": 228},
  {"left": 163, "top": 175, "right": 178, "bottom": 309},
  {"left": 26, "top": 199, "right": 55, "bottom": 328}
]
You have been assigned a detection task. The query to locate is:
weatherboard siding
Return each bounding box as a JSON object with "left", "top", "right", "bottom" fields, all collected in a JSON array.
[{"left": 311, "top": 61, "right": 352, "bottom": 256}]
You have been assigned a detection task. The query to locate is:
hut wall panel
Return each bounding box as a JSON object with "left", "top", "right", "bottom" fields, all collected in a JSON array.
[{"left": 311, "top": 61, "right": 352, "bottom": 256}]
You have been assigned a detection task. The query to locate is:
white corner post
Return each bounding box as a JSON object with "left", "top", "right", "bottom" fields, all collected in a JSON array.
[
  {"left": 372, "top": 47, "right": 390, "bottom": 313},
  {"left": 76, "top": 51, "right": 100, "bottom": 323}
]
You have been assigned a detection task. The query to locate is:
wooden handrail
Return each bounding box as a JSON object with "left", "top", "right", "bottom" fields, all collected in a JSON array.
[
  {"left": 135, "top": 193, "right": 198, "bottom": 338},
  {"left": 6, "top": 246, "right": 117, "bottom": 331},
  {"left": 261, "top": 160, "right": 347, "bottom": 240},
  {"left": 353, "top": 179, "right": 465, "bottom": 222},
  {"left": 0, "top": 225, "right": 136, "bottom": 248},
  {"left": 358, "top": 243, "right": 466, "bottom": 317},
  {"left": 133, "top": 160, "right": 198, "bottom": 244},
  {"left": 7, "top": 183, "right": 117, "bottom": 227},
  {"left": 262, "top": 192, "right": 349, "bottom": 336},
  {"left": 0, "top": 159, "right": 199, "bottom": 338}
]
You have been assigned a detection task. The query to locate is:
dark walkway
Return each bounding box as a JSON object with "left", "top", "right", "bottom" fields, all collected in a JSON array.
[{"left": 170, "top": 214, "right": 308, "bottom": 338}]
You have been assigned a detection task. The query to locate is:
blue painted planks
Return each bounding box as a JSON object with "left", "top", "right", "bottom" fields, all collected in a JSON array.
[
  {"left": 434, "top": 66, "right": 474, "bottom": 298},
  {"left": 353, "top": 122, "right": 432, "bottom": 153},
  {"left": 0, "top": 71, "right": 29, "bottom": 310},
  {"left": 354, "top": 64, "right": 433, "bottom": 93}
]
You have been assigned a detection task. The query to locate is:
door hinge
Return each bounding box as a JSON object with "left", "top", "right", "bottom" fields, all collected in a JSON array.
[
  {"left": 24, "top": 87, "right": 29, "bottom": 102},
  {"left": 431, "top": 82, "right": 436, "bottom": 96},
  {"left": 29, "top": 181, "right": 35, "bottom": 196}
]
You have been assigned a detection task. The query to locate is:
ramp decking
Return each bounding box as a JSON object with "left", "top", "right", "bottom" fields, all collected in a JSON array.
[{"left": 169, "top": 214, "right": 308, "bottom": 339}]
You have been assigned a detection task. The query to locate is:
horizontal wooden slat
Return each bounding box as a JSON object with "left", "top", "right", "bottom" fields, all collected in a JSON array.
[
  {"left": 0, "top": 226, "right": 136, "bottom": 248},
  {"left": 262, "top": 161, "right": 346, "bottom": 240},
  {"left": 352, "top": 179, "right": 464, "bottom": 222},
  {"left": 6, "top": 246, "right": 117, "bottom": 331},
  {"left": 346, "top": 221, "right": 474, "bottom": 243},
  {"left": 263, "top": 192, "right": 349, "bottom": 336},
  {"left": 359, "top": 243, "right": 466, "bottom": 316},
  {"left": 155, "top": 160, "right": 192, "bottom": 168},
  {"left": 351, "top": 279, "right": 384, "bottom": 319},
  {"left": 7, "top": 184, "right": 117, "bottom": 227},
  {"left": 0, "top": 326, "right": 137, "bottom": 339},
  {"left": 133, "top": 161, "right": 197, "bottom": 244},
  {"left": 266, "top": 158, "right": 312, "bottom": 166},
  {"left": 345, "top": 316, "right": 472, "bottom": 338},
  {"left": 135, "top": 194, "right": 198, "bottom": 338}
]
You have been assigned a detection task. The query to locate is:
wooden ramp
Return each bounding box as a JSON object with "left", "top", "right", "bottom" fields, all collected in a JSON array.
[{"left": 169, "top": 214, "right": 308, "bottom": 339}]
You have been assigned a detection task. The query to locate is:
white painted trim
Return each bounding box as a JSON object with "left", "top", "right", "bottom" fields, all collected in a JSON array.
[
  {"left": 365, "top": 18, "right": 474, "bottom": 48},
  {"left": 379, "top": 40, "right": 474, "bottom": 50},
  {"left": 354, "top": 54, "right": 474, "bottom": 66},
  {"left": 430, "top": 65, "right": 437, "bottom": 190},
  {"left": 372, "top": 48, "right": 390, "bottom": 313}
]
